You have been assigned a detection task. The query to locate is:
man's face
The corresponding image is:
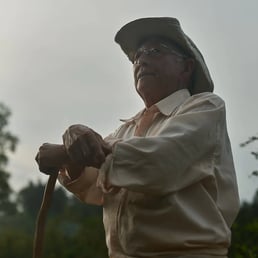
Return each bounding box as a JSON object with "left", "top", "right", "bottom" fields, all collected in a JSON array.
[{"left": 133, "top": 38, "right": 189, "bottom": 107}]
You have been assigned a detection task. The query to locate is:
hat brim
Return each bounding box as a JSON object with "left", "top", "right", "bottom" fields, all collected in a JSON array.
[{"left": 115, "top": 17, "right": 214, "bottom": 95}]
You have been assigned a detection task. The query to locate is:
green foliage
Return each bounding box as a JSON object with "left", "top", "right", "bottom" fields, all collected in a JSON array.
[
  {"left": 240, "top": 135, "right": 258, "bottom": 177},
  {"left": 0, "top": 103, "right": 18, "bottom": 166},
  {"left": 229, "top": 135, "right": 258, "bottom": 257},
  {"left": 229, "top": 190, "right": 258, "bottom": 258},
  {"left": 43, "top": 216, "right": 107, "bottom": 258},
  {"left": 0, "top": 180, "right": 107, "bottom": 257},
  {"left": 0, "top": 103, "right": 18, "bottom": 216},
  {"left": 0, "top": 229, "right": 33, "bottom": 258},
  {"left": 17, "top": 181, "right": 69, "bottom": 219}
]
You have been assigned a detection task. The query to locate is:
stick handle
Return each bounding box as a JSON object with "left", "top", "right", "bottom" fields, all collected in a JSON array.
[{"left": 33, "top": 172, "right": 58, "bottom": 258}]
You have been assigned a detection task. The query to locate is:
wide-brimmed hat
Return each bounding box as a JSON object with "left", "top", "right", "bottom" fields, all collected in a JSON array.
[{"left": 115, "top": 17, "right": 214, "bottom": 95}]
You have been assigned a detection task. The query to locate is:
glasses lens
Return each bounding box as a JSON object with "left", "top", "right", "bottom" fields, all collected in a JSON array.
[{"left": 133, "top": 44, "right": 187, "bottom": 63}]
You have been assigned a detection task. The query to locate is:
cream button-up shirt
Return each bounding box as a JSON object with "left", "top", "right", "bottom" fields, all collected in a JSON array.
[{"left": 59, "top": 89, "right": 240, "bottom": 258}]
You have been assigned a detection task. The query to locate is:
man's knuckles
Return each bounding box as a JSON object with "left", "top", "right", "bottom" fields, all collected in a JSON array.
[{"left": 39, "top": 165, "right": 59, "bottom": 175}]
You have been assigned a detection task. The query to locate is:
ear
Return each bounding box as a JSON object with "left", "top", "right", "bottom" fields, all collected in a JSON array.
[
  {"left": 183, "top": 58, "right": 195, "bottom": 76},
  {"left": 181, "top": 58, "right": 195, "bottom": 86}
]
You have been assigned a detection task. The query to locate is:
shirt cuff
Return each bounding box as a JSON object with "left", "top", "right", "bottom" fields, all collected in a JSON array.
[
  {"left": 58, "top": 167, "right": 103, "bottom": 205},
  {"left": 97, "top": 153, "right": 115, "bottom": 193}
]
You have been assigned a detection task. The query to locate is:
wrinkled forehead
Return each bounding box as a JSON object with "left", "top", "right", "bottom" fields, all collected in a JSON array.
[{"left": 137, "top": 36, "right": 189, "bottom": 56}]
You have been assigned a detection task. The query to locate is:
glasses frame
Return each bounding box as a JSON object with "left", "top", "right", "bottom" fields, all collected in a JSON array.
[{"left": 133, "top": 43, "right": 188, "bottom": 64}]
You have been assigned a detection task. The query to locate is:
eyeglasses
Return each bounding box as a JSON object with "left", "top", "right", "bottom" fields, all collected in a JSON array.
[{"left": 133, "top": 43, "right": 188, "bottom": 64}]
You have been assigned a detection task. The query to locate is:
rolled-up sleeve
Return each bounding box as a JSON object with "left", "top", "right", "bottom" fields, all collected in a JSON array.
[{"left": 105, "top": 94, "right": 225, "bottom": 195}]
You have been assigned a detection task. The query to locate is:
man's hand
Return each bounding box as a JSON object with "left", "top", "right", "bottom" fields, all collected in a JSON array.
[
  {"left": 35, "top": 143, "right": 68, "bottom": 175},
  {"left": 62, "top": 124, "right": 112, "bottom": 168}
]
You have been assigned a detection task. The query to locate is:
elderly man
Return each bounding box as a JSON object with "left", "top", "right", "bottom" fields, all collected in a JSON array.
[{"left": 36, "top": 17, "right": 240, "bottom": 258}]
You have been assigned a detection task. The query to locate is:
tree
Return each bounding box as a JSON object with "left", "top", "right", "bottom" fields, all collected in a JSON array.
[
  {"left": 0, "top": 103, "right": 18, "bottom": 215},
  {"left": 229, "top": 189, "right": 258, "bottom": 257},
  {"left": 240, "top": 135, "right": 258, "bottom": 177},
  {"left": 228, "top": 135, "right": 258, "bottom": 257},
  {"left": 18, "top": 180, "right": 69, "bottom": 219}
]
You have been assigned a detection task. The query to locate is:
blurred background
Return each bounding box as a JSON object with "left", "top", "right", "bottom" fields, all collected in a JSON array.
[{"left": 0, "top": 0, "right": 258, "bottom": 257}]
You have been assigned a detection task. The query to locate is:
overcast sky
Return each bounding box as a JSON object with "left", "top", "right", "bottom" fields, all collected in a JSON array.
[{"left": 1, "top": 0, "right": 258, "bottom": 202}]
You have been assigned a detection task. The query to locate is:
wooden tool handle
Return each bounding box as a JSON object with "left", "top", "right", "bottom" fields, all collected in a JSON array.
[{"left": 33, "top": 172, "right": 58, "bottom": 258}]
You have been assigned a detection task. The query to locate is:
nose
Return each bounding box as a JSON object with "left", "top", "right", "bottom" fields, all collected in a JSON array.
[
  {"left": 133, "top": 56, "right": 148, "bottom": 77},
  {"left": 133, "top": 57, "right": 151, "bottom": 83},
  {"left": 134, "top": 54, "right": 149, "bottom": 66}
]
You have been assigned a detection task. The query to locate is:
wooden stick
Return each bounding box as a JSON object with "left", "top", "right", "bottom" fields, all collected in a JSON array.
[{"left": 33, "top": 172, "right": 58, "bottom": 258}]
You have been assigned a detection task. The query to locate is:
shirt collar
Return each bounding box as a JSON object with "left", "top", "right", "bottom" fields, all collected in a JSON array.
[
  {"left": 155, "top": 88, "right": 190, "bottom": 116},
  {"left": 120, "top": 89, "right": 190, "bottom": 123}
]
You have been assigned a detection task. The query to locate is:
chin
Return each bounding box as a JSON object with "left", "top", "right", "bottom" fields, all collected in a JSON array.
[
  {"left": 137, "top": 84, "right": 159, "bottom": 106},
  {"left": 137, "top": 83, "right": 149, "bottom": 97}
]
